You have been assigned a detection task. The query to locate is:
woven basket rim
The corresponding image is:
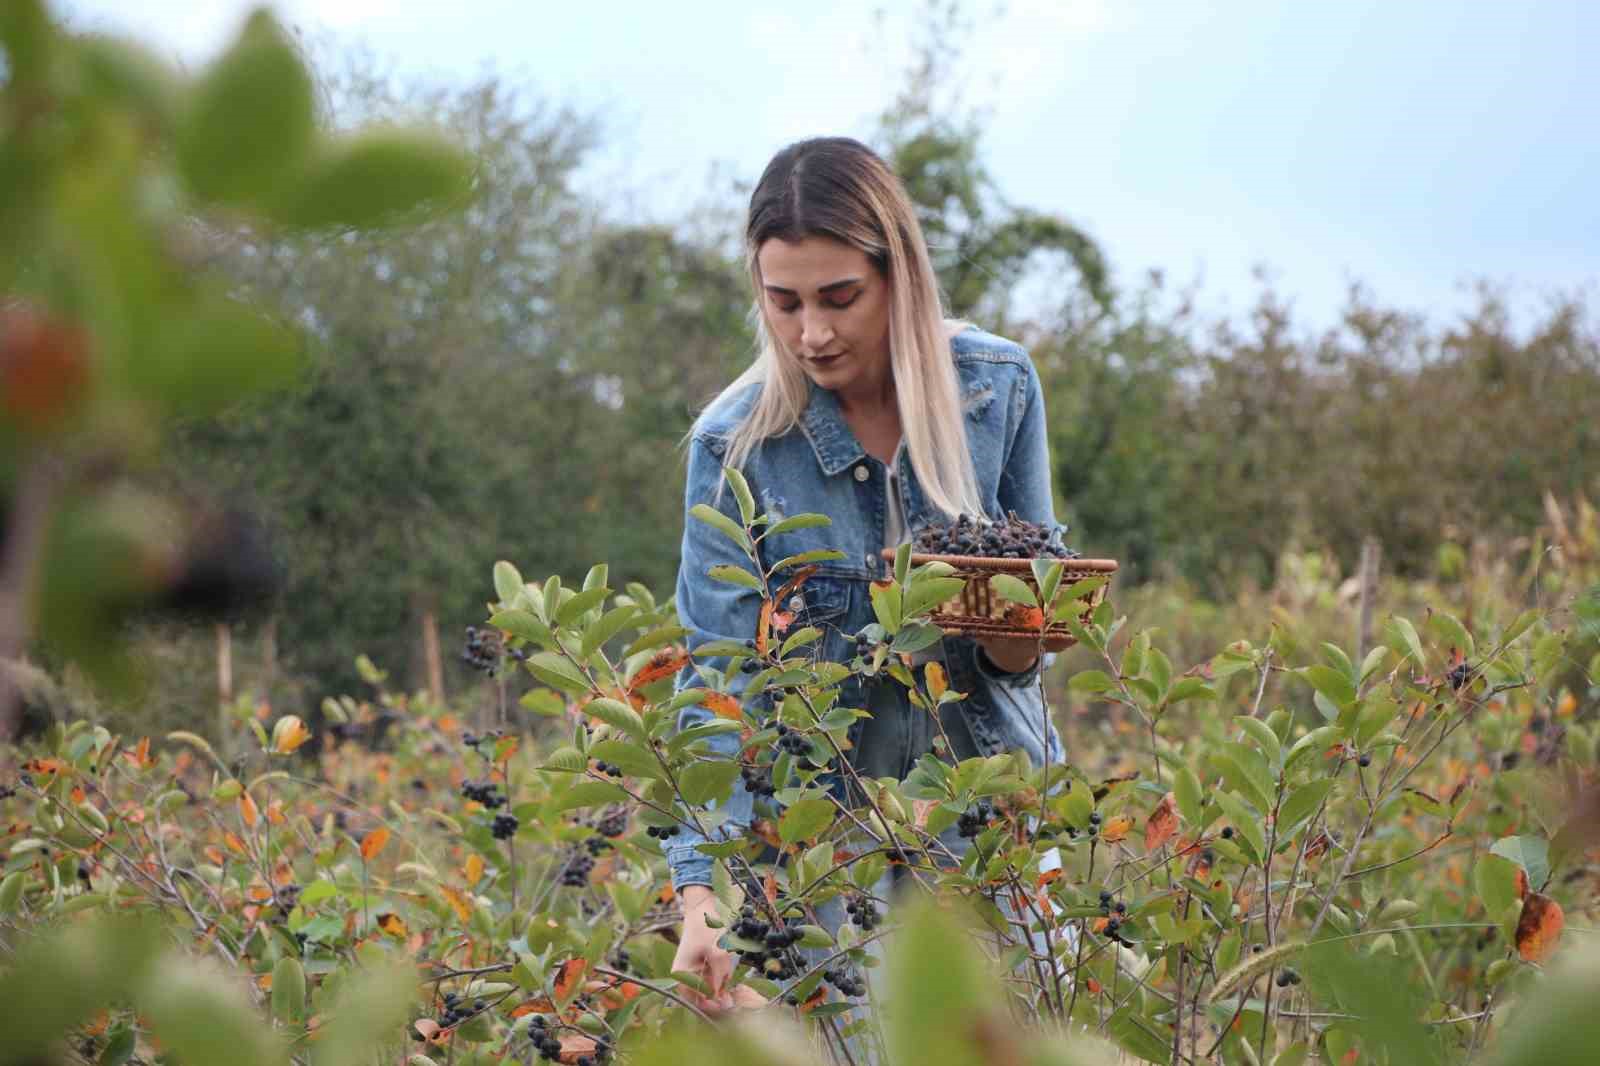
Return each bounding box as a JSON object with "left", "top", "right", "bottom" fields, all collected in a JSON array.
[{"left": 878, "top": 549, "right": 1119, "bottom": 574}]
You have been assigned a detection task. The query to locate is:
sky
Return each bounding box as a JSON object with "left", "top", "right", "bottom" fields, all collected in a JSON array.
[{"left": 57, "top": 0, "right": 1600, "bottom": 333}]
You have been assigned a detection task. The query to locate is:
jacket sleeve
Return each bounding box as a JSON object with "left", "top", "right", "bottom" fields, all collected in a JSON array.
[
  {"left": 664, "top": 434, "right": 762, "bottom": 889},
  {"left": 985, "top": 355, "right": 1065, "bottom": 689}
]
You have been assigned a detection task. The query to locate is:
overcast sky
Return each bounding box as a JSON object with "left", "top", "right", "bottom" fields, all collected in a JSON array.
[{"left": 59, "top": 0, "right": 1600, "bottom": 332}]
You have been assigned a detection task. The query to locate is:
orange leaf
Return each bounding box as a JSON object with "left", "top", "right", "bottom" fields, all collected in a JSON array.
[
  {"left": 1091, "top": 916, "right": 1110, "bottom": 933},
  {"left": 628, "top": 648, "right": 691, "bottom": 692},
  {"left": 1145, "top": 792, "right": 1179, "bottom": 852},
  {"left": 772, "top": 565, "right": 818, "bottom": 606},
  {"left": 360, "top": 827, "right": 390, "bottom": 862},
  {"left": 764, "top": 870, "right": 779, "bottom": 904},
  {"left": 1100, "top": 814, "right": 1134, "bottom": 843},
  {"left": 925, "top": 662, "right": 948, "bottom": 700},
  {"left": 265, "top": 800, "right": 285, "bottom": 826},
  {"left": 553, "top": 958, "right": 588, "bottom": 1002},
  {"left": 247, "top": 884, "right": 273, "bottom": 902},
  {"left": 1514, "top": 867, "right": 1530, "bottom": 901},
  {"left": 756, "top": 599, "right": 774, "bottom": 655},
  {"left": 238, "top": 792, "right": 258, "bottom": 828},
  {"left": 376, "top": 913, "right": 409, "bottom": 938},
  {"left": 70, "top": 786, "right": 87, "bottom": 804},
  {"left": 271, "top": 715, "right": 312, "bottom": 754},
  {"left": 464, "top": 853, "right": 485, "bottom": 887},
  {"left": 123, "top": 737, "right": 153, "bottom": 769},
  {"left": 1515, "top": 893, "right": 1565, "bottom": 962},
  {"left": 224, "top": 832, "right": 247, "bottom": 856},
  {"left": 702, "top": 692, "right": 744, "bottom": 721},
  {"left": 204, "top": 845, "right": 225, "bottom": 865},
  {"left": 439, "top": 885, "right": 473, "bottom": 924}
]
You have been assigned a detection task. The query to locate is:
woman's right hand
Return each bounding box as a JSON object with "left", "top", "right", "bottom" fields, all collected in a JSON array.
[{"left": 671, "top": 885, "right": 764, "bottom": 1016}]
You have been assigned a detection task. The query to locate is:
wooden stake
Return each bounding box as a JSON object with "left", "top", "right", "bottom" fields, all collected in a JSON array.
[
  {"left": 422, "top": 608, "right": 444, "bottom": 707},
  {"left": 1356, "top": 537, "right": 1381, "bottom": 661},
  {"left": 216, "top": 621, "right": 233, "bottom": 705}
]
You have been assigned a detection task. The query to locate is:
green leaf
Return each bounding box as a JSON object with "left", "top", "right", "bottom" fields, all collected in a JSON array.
[
  {"left": 1490, "top": 835, "right": 1550, "bottom": 891},
  {"left": 1481, "top": 938, "right": 1600, "bottom": 1066},
  {"left": 589, "top": 740, "right": 661, "bottom": 780},
  {"left": 870, "top": 581, "right": 903, "bottom": 634},
  {"left": 893, "top": 541, "right": 912, "bottom": 584},
  {"left": 542, "top": 746, "right": 588, "bottom": 773},
  {"left": 554, "top": 780, "right": 628, "bottom": 812},
  {"left": 1301, "top": 664, "right": 1357, "bottom": 710},
  {"left": 140, "top": 955, "right": 285, "bottom": 1066},
  {"left": 1234, "top": 716, "right": 1282, "bottom": 769},
  {"left": 526, "top": 653, "right": 591, "bottom": 696},
  {"left": 1031, "top": 558, "right": 1064, "bottom": 607},
  {"left": 146, "top": 294, "right": 301, "bottom": 417},
  {"left": 902, "top": 576, "right": 967, "bottom": 619},
  {"left": 1473, "top": 854, "right": 1521, "bottom": 918},
  {"left": 1069, "top": 669, "right": 1116, "bottom": 694},
  {"left": 309, "top": 956, "right": 416, "bottom": 1066},
  {"left": 1174, "top": 765, "right": 1203, "bottom": 825},
  {"left": 269, "top": 129, "right": 473, "bottom": 230},
  {"left": 176, "top": 10, "right": 314, "bottom": 206},
  {"left": 1213, "top": 791, "right": 1266, "bottom": 863},
  {"left": 1213, "top": 742, "right": 1275, "bottom": 815},
  {"left": 890, "top": 622, "right": 945, "bottom": 654},
  {"left": 1431, "top": 611, "right": 1475, "bottom": 658},
  {"left": 764, "top": 513, "right": 832, "bottom": 537},
  {"left": 680, "top": 761, "right": 740, "bottom": 806},
  {"left": 581, "top": 605, "right": 639, "bottom": 658},
  {"left": 1166, "top": 678, "right": 1216, "bottom": 704},
  {"left": 706, "top": 564, "right": 762, "bottom": 591},
  {"left": 778, "top": 797, "right": 835, "bottom": 844},
  {"left": 723, "top": 466, "right": 756, "bottom": 526},
  {"left": 492, "top": 561, "right": 524, "bottom": 605},
  {"left": 270, "top": 957, "right": 306, "bottom": 1023},
  {"left": 1107, "top": 1004, "right": 1174, "bottom": 1066},
  {"left": 988, "top": 573, "right": 1036, "bottom": 607},
  {"left": 689, "top": 504, "right": 751, "bottom": 552},
  {"left": 780, "top": 626, "right": 823, "bottom": 656},
  {"left": 585, "top": 697, "right": 645, "bottom": 740},
  {"left": 1389, "top": 616, "right": 1426, "bottom": 665},
  {"left": 555, "top": 586, "right": 610, "bottom": 627},
  {"left": 772, "top": 549, "right": 847, "bottom": 571},
  {"left": 625, "top": 625, "right": 687, "bottom": 658},
  {"left": 1277, "top": 779, "right": 1333, "bottom": 836},
  {"left": 1285, "top": 725, "right": 1341, "bottom": 771}
]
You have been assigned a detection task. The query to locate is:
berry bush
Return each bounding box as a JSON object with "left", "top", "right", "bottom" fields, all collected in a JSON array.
[{"left": 2, "top": 468, "right": 1598, "bottom": 1066}]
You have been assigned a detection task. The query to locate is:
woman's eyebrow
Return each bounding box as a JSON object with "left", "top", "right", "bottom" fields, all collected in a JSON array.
[{"left": 762, "top": 278, "right": 863, "bottom": 296}]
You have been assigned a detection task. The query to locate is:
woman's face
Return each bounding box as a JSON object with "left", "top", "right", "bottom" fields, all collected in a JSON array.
[{"left": 755, "top": 235, "right": 891, "bottom": 396}]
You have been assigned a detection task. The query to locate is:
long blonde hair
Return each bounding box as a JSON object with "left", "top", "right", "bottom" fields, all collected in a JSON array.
[{"left": 699, "top": 137, "right": 985, "bottom": 520}]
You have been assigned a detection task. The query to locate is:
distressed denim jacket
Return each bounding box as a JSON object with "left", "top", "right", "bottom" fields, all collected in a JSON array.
[{"left": 666, "top": 326, "right": 1068, "bottom": 889}]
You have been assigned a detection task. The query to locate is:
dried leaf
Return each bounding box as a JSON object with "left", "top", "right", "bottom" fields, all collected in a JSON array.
[
  {"left": 360, "top": 826, "right": 390, "bottom": 862},
  {"left": 439, "top": 885, "right": 473, "bottom": 923},
  {"left": 553, "top": 958, "right": 588, "bottom": 1002},
  {"left": 1101, "top": 814, "right": 1134, "bottom": 843},
  {"left": 628, "top": 648, "right": 690, "bottom": 691},
  {"left": 376, "top": 912, "right": 409, "bottom": 938},
  {"left": 702, "top": 692, "right": 744, "bottom": 721},
  {"left": 1515, "top": 892, "right": 1565, "bottom": 962},
  {"left": 756, "top": 599, "right": 774, "bottom": 655},
  {"left": 1145, "top": 792, "right": 1179, "bottom": 851},
  {"left": 925, "top": 662, "right": 948, "bottom": 700}
]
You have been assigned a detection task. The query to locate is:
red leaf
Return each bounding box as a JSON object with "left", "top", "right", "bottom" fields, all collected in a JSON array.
[
  {"left": 360, "top": 827, "right": 390, "bottom": 862},
  {"left": 1515, "top": 893, "right": 1565, "bottom": 962},
  {"left": 1144, "top": 792, "right": 1179, "bottom": 851}
]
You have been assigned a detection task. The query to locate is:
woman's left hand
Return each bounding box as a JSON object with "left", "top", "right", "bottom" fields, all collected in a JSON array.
[{"left": 977, "top": 633, "right": 1073, "bottom": 673}]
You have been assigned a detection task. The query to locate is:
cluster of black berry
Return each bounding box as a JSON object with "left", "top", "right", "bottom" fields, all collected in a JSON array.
[
  {"left": 609, "top": 948, "right": 630, "bottom": 973},
  {"left": 823, "top": 966, "right": 866, "bottom": 998},
  {"left": 584, "top": 834, "right": 613, "bottom": 856},
  {"left": 1447, "top": 661, "right": 1474, "bottom": 690},
  {"left": 1275, "top": 968, "right": 1303, "bottom": 988},
  {"left": 596, "top": 809, "right": 628, "bottom": 838},
  {"left": 592, "top": 760, "right": 622, "bottom": 777},
  {"left": 530, "top": 1015, "right": 610, "bottom": 1063},
  {"left": 491, "top": 813, "right": 518, "bottom": 840},
  {"left": 433, "top": 992, "right": 483, "bottom": 1031},
  {"left": 461, "top": 626, "right": 517, "bottom": 676},
  {"left": 730, "top": 905, "right": 803, "bottom": 979},
  {"left": 913, "top": 512, "right": 1079, "bottom": 560},
  {"left": 1098, "top": 889, "right": 1130, "bottom": 945},
  {"left": 461, "top": 728, "right": 505, "bottom": 750},
  {"left": 845, "top": 895, "right": 880, "bottom": 930},
  {"left": 774, "top": 723, "right": 810, "bottom": 756},
  {"left": 272, "top": 883, "right": 301, "bottom": 915},
  {"left": 460, "top": 779, "right": 506, "bottom": 809},
  {"left": 957, "top": 800, "right": 994, "bottom": 839},
  {"left": 560, "top": 849, "right": 594, "bottom": 887},
  {"left": 740, "top": 762, "right": 777, "bottom": 798},
  {"left": 644, "top": 824, "right": 681, "bottom": 840}
]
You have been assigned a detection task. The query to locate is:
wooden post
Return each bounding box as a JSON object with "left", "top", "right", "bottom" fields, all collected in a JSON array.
[
  {"left": 216, "top": 621, "right": 233, "bottom": 704},
  {"left": 422, "top": 608, "right": 445, "bottom": 707},
  {"left": 1356, "top": 537, "right": 1381, "bottom": 662}
]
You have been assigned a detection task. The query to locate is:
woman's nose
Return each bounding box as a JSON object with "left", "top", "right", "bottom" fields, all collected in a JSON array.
[{"left": 799, "top": 310, "right": 834, "bottom": 353}]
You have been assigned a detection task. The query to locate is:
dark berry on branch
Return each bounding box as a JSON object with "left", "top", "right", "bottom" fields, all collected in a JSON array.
[
  {"left": 1221, "top": 826, "right": 1234, "bottom": 839},
  {"left": 1448, "top": 662, "right": 1473, "bottom": 690},
  {"left": 1358, "top": 753, "right": 1372, "bottom": 768},
  {"left": 492, "top": 813, "right": 519, "bottom": 840}
]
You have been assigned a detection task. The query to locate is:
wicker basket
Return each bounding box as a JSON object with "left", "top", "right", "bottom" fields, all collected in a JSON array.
[{"left": 880, "top": 549, "right": 1119, "bottom": 650}]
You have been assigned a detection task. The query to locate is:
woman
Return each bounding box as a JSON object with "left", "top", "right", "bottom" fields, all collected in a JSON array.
[{"left": 666, "top": 136, "right": 1069, "bottom": 1026}]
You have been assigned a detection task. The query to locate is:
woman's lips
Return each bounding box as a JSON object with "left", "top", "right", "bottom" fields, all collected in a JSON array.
[{"left": 809, "top": 352, "right": 845, "bottom": 367}]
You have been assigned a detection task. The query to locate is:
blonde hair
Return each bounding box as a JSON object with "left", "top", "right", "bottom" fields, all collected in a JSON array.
[{"left": 698, "top": 137, "right": 985, "bottom": 521}]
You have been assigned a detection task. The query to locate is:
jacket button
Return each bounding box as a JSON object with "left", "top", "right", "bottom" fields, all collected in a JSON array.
[
  {"left": 787, "top": 594, "right": 804, "bottom": 611},
  {"left": 853, "top": 464, "right": 869, "bottom": 482}
]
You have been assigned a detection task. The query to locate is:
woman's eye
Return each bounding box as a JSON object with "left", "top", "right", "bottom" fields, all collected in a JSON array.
[
  {"left": 827, "top": 292, "right": 860, "bottom": 309},
  {"left": 773, "top": 298, "right": 800, "bottom": 313}
]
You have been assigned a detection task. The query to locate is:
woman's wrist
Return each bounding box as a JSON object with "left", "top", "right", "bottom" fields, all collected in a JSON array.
[{"left": 679, "top": 883, "right": 716, "bottom": 912}]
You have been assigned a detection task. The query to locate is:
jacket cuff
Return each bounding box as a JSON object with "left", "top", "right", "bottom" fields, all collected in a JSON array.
[
  {"left": 975, "top": 643, "right": 1044, "bottom": 687},
  {"left": 665, "top": 844, "right": 716, "bottom": 891}
]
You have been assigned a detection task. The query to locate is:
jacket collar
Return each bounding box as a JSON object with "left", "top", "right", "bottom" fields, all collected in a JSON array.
[{"left": 797, "top": 381, "right": 867, "bottom": 477}]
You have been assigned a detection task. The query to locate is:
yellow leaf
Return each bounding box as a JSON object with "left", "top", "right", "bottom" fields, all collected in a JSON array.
[
  {"left": 464, "top": 853, "right": 484, "bottom": 887},
  {"left": 925, "top": 662, "right": 948, "bottom": 700},
  {"left": 238, "top": 792, "right": 258, "bottom": 827},
  {"left": 1101, "top": 814, "right": 1134, "bottom": 843},
  {"left": 376, "top": 912, "right": 409, "bottom": 938},
  {"left": 439, "top": 885, "right": 473, "bottom": 923},
  {"left": 360, "top": 826, "right": 390, "bottom": 862},
  {"left": 270, "top": 715, "right": 312, "bottom": 754}
]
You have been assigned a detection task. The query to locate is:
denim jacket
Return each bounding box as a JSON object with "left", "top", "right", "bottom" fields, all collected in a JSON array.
[{"left": 665, "top": 326, "right": 1068, "bottom": 889}]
